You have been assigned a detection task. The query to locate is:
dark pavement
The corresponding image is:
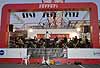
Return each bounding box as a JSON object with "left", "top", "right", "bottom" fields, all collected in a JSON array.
[{"left": 0, "top": 64, "right": 100, "bottom": 68}]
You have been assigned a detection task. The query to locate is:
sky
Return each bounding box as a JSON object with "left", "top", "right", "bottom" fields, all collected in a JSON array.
[{"left": 0, "top": 0, "right": 100, "bottom": 26}]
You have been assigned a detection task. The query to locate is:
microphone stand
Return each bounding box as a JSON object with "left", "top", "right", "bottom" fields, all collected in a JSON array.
[{"left": 37, "top": 41, "right": 51, "bottom": 68}]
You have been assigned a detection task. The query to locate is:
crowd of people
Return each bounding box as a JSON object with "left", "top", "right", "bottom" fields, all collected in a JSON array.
[{"left": 9, "top": 35, "right": 90, "bottom": 48}]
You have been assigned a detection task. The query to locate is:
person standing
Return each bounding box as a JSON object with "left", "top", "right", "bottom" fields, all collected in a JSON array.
[{"left": 44, "top": 31, "right": 51, "bottom": 48}]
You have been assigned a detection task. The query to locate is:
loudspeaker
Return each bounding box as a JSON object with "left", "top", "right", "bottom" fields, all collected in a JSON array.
[
  {"left": 54, "top": 12, "right": 56, "bottom": 17},
  {"left": 74, "top": 61, "right": 82, "bottom": 65},
  {"left": 50, "top": 12, "right": 53, "bottom": 17},
  {"left": 84, "top": 25, "right": 90, "bottom": 33},
  {"left": 9, "top": 24, "right": 13, "bottom": 32}
]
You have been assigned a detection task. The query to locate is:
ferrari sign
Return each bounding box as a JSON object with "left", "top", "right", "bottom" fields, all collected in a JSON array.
[{"left": 39, "top": 4, "right": 58, "bottom": 8}]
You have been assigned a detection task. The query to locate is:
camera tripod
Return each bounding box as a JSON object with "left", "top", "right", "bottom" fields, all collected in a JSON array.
[{"left": 36, "top": 47, "right": 51, "bottom": 68}]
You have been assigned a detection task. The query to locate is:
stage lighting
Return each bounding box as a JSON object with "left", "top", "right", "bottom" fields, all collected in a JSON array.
[
  {"left": 73, "top": 12, "right": 75, "bottom": 17},
  {"left": 13, "top": 28, "right": 16, "bottom": 32},
  {"left": 28, "top": 28, "right": 33, "bottom": 32},
  {"left": 28, "top": 12, "right": 35, "bottom": 17},
  {"left": 42, "top": 12, "right": 45, "bottom": 17},
  {"left": 22, "top": 12, "right": 35, "bottom": 18},
  {"left": 65, "top": 12, "right": 68, "bottom": 17},
  {"left": 76, "top": 12, "right": 79, "bottom": 17},
  {"left": 26, "top": 13, "right": 28, "bottom": 18},
  {"left": 9, "top": 24, "right": 13, "bottom": 32},
  {"left": 69, "top": 12, "right": 71, "bottom": 17},
  {"left": 76, "top": 27, "right": 81, "bottom": 32},
  {"left": 33, "top": 12, "right": 35, "bottom": 17},
  {"left": 84, "top": 25, "right": 90, "bottom": 33},
  {"left": 29, "top": 13, "right": 32, "bottom": 17},
  {"left": 22, "top": 13, "right": 25, "bottom": 18},
  {"left": 46, "top": 13, "right": 49, "bottom": 17}
]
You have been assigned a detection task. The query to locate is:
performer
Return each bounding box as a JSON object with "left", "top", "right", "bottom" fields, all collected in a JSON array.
[
  {"left": 44, "top": 31, "right": 51, "bottom": 48},
  {"left": 45, "top": 31, "right": 50, "bottom": 39}
]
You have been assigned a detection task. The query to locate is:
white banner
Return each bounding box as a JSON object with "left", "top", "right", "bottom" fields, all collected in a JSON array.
[
  {"left": 0, "top": 48, "right": 27, "bottom": 58},
  {"left": 68, "top": 48, "right": 100, "bottom": 59},
  {"left": 1, "top": 48, "right": 100, "bottom": 59}
]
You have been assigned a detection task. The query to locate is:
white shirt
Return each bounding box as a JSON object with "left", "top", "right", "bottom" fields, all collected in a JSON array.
[{"left": 45, "top": 33, "right": 50, "bottom": 39}]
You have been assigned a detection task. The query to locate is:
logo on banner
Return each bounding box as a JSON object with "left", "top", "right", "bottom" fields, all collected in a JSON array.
[
  {"left": 0, "top": 50, "right": 5, "bottom": 55},
  {"left": 39, "top": 4, "right": 58, "bottom": 8},
  {"left": 93, "top": 52, "right": 100, "bottom": 56}
]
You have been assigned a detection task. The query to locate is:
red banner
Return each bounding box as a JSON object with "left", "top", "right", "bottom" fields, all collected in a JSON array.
[{"left": 37, "top": 34, "right": 70, "bottom": 39}]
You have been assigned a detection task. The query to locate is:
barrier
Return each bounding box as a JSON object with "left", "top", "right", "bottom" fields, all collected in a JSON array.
[
  {"left": 27, "top": 48, "right": 67, "bottom": 58},
  {"left": 0, "top": 48, "right": 100, "bottom": 64},
  {"left": 1, "top": 48, "right": 100, "bottom": 59},
  {"left": 68, "top": 48, "right": 100, "bottom": 59},
  {"left": 0, "top": 48, "right": 27, "bottom": 58},
  {"left": 0, "top": 48, "right": 67, "bottom": 59}
]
